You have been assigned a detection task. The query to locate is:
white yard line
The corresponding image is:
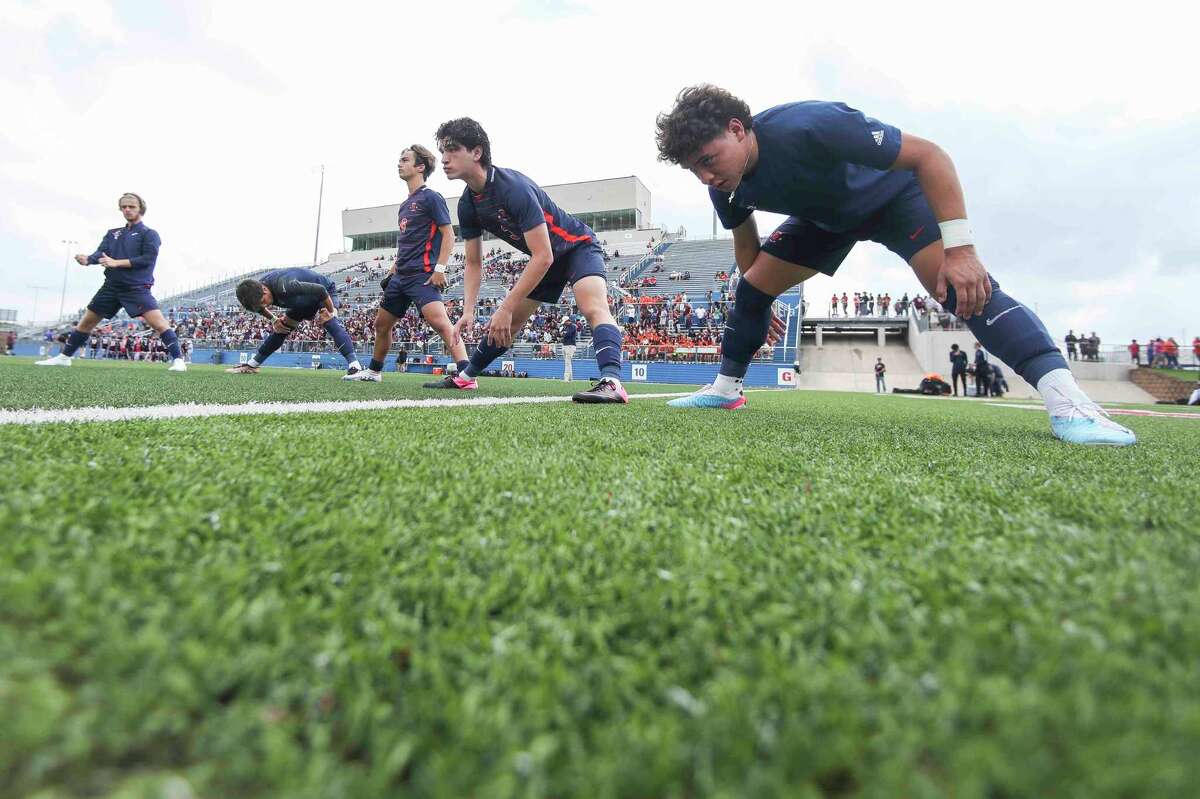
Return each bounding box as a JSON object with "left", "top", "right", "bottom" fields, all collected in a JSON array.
[
  {"left": 883, "top": 393, "right": 1199, "bottom": 419},
  {"left": 0, "top": 392, "right": 694, "bottom": 426},
  {"left": 985, "top": 402, "right": 1200, "bottom": 420}
]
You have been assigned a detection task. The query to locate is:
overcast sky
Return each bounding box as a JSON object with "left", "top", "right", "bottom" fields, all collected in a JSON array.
[{"left": 2, "top": 0, "right": 1197, "bottom": 345}]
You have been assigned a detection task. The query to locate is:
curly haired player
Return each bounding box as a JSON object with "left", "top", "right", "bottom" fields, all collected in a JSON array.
[{"left": 655, "top": 85, "right": 1134, "bottom": 446}]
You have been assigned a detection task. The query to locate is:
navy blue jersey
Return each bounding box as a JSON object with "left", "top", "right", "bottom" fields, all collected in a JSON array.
[
  {"left": 259, "top": 268, "right": 335, "bottom": 310},
  {"left": 87, "top": 221, "right": 161, "bottom": 287},
  {"left": 710, "top": 102, "right": 910, "bottom": 233},
  {"left": 457, "top": 166, "right": 595, "bottom": 259},
  {"left": 562, "top": 321, "right": 577, "bottom": 345},
  {"left": 395, "top": 186, "right": 452, "bottom": 275}
]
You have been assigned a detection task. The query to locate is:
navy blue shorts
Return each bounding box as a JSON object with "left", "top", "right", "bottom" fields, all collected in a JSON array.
[
  {"left": 288, "top": 289, "right": 341, "bottom": 322},
  {"left": 380, "top": 272, "right": 443, "bottom": 318},
  {"left": 761, "top": 179, "right": 942, "bottom": 276},
  {"left": 527, "top": 243, "right": 607, "bottom": 304},
  {"left": 87, "top": 282, "right": 159, "bottom": 319}
]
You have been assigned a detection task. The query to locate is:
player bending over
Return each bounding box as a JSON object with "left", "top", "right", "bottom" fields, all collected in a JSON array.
[
  {"left": 348, "top": 145, "right": 471, "bottom": 382},
  {"left": 37, "top": 193, "right": 186, "bottom": 372},
  {"left": 229, "top": 268, "right": 362, "bottom": 376},
  {"left": 655, "top": 85, "right": 1134, "bottom": 446},
  {"left": 428, "top": 117, "right": 627, "bottom": 403}
]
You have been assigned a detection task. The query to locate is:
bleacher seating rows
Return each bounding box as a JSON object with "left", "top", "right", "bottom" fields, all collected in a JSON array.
[
  {"left": 626, "top": 239, "right": 735, "bottom": 298},
  {"left": 161, "top": 237, "right": 744, "bottom": 311}
]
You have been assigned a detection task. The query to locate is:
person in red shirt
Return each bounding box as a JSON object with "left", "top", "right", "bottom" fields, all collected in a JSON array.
[
  {"left": 1128, "top": 339, "right": 1140, "bottom": 365},
  {"left": 1165, "top": 338, "right": 1180, "bottom": 368},
  {"left": 1193, "top": 337, "right": 1200, "bottom": 365}
]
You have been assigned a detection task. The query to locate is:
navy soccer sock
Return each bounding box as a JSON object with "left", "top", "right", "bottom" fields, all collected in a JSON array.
[
  {"left": 456, "top": 359, "right": 470, "bottom": 374},
  {"left": 251, "top": 332, "right": 287, "bottom": 366},
  {"left": 944, "top": 276, "right": 1066, "bottom": 385},
  {"left": 323, "top": 319, "right": 358, "bottom": 366},
  {"left": 159, "top": 328, "right": 183, "bottom": 360},
  {"left": 464, "top": 337, "right": 508, "bottom": 378},
  {"left": 591, "top": 323, "right": 623, "bottom": 380},
  {"left": 719, "top": 279, "right": 777, "bottom": 380},
  {"left": 368, "top": 358, "right": 386, "bottom": 372},
  {"left": 61, "top": 330, "right": 89, "bottom": 357}
]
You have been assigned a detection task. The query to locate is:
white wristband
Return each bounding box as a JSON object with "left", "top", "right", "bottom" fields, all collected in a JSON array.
[
  {"left": 434, "top": 264, "right": 447, "bottom": 274},
  {"left": 938, "top": 219, "right": 974, "bottom": 249}
]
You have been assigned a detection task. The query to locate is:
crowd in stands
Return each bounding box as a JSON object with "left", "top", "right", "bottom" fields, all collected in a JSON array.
[{"left": 826, "top": 291, "right": 921, "bottom": 317}]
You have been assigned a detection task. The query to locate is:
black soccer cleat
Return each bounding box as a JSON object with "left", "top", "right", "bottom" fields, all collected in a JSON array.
[{"left": 572, "top": 377, "right": 629, "bottom": 404}]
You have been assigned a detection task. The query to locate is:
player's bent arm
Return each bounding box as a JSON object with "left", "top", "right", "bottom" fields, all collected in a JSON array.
[
  {"left": 436, "top": 224, "right": 454, "bottom": 268},
  {"left": 460, "top": 237, "right": 483, "bottom": 319},
  {"left": 504, "top": 224, "right": 554, "bottom": 307},
  {"left": 891, "top": 133, "right": 969, "bottom": 234},
  {"left": 892, "top": 132, "right": 991, "bottom": 316},
  {"left": 731, "top": 216, "right": 761, "bottom": 274}
]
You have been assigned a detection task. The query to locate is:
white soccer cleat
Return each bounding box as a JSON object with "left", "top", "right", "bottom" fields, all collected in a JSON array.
[
  {"left": 168, "top": 358, "right": 188, "bottom": 372},
  {"left": 344, "top": 369, "right": 381, "bottom": 382},
  {"left": 36, "top": 353, "right": 71, "bottom": 367},
  {"left": 666, "top": 383, "right": 746, "bottom": 410},
  {"left": 1049, "top": 400, "right": 1136, "bottom": 447}
]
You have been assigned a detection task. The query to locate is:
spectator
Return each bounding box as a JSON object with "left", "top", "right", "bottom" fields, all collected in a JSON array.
[
  {"left": 1165, "top": 337, "right": 1180, "bottom": 368},
  {"left": 973, "top": 342, "right": 991, "bottom": 398},
  {"left": 874, "top": 357, "right": 887, "bottom": 393},
  {"left": 1065, "top": 330, "right": 1078, "bottom": 361},
  {"left": 949, "top": 343, "right": 969, "bottom": 397},
  {"left": 988, "top": 363, "right": 1009, "bottom": 396},
  {"left": 1129, "top": 339, "right": 1140, "bottom": 365},
  {"left": 561, "top": 317, "right": 577, "bottom": 381}
]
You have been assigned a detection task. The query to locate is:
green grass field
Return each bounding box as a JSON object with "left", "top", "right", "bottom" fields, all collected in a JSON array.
[{"left": 2, "top": 358, "right": 1198, "bottom": 798}]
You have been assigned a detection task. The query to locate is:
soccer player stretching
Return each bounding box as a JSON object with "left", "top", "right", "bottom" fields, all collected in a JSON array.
[
  {"left": 228, "top": 268, "right": 362, "bottom": 376},
  {"left": 429, "top": 117, "right": 627, "bottom": 403},
  {"left": 36, "top": 193, "right": 187, "bottom": 372},
  {"left": 348, "top": 145, "right": 471, "bottom": 382},
  {"left": 655, "top": 85, "right": 1134, "bottom": 446}
]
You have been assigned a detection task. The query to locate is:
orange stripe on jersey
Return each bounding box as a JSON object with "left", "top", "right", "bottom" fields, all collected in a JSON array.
[
  {"left": 422, "top": 222, "right": 437, "bottom": 272},
  {"left": 543, "top": 212, "right": 591, "bottom": 244}
]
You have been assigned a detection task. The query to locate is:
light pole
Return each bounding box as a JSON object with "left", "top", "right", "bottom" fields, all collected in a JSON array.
[
  {"left": 313, "top": 164, "right": 325, "bottom": 266},
  {"left": 59, "top": 239, "right": 78, "bottom": 321}
]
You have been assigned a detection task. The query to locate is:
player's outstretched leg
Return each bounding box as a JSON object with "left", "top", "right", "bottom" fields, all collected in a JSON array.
[
  {"left": 37, "top": 311, "right": 100, "bottom": 366},
  {"left": 570, "top": 275, "right": 628, "bottom": 404},
  {"left": 322, "top": 318, "right": 362, "bottom": 377},
  {"left": 668, "top": 277, "right": 772, "bottom": 409},
  {"left": 937, "top": 276, "right": 1135, "bottom": 446},
  {"left": 430, "top": 298, "right": 539, "bottom": 390}
]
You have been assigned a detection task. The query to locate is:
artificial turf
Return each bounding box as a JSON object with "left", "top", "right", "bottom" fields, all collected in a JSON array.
[{"left": 1, "top": 359, "right": 1198, "bottom": 798}]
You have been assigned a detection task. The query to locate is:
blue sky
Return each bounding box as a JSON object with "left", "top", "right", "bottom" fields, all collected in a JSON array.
[{"left": 1, "top": 0, "right": 1196, "bottom": 344}]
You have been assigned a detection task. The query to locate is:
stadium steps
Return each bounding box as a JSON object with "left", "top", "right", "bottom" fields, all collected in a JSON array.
[
  {"left": 798, "top": 339, "right": 925, "bottom": 392},
  {"left": 1130, "top": 369, "right": 1195, "bottom": 402}
]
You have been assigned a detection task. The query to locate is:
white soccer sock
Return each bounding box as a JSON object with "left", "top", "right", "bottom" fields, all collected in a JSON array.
[
  {"left": 713, "top": 374, "right": 743, "bottom": 395},
  {"left": 1036, "top": 368, "right": 1090, "bottom": 415},
  {"left": 349, "top": 360, "right": 362, "bottom": 371}
]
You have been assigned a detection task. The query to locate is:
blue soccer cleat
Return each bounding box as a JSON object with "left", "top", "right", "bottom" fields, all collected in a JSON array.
[
  {"left": 1049, "top": 401, "right": 1136, "bottom": 446},
  {"left": 666, "top": 384, "right": 746, "bottom": 410}
]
